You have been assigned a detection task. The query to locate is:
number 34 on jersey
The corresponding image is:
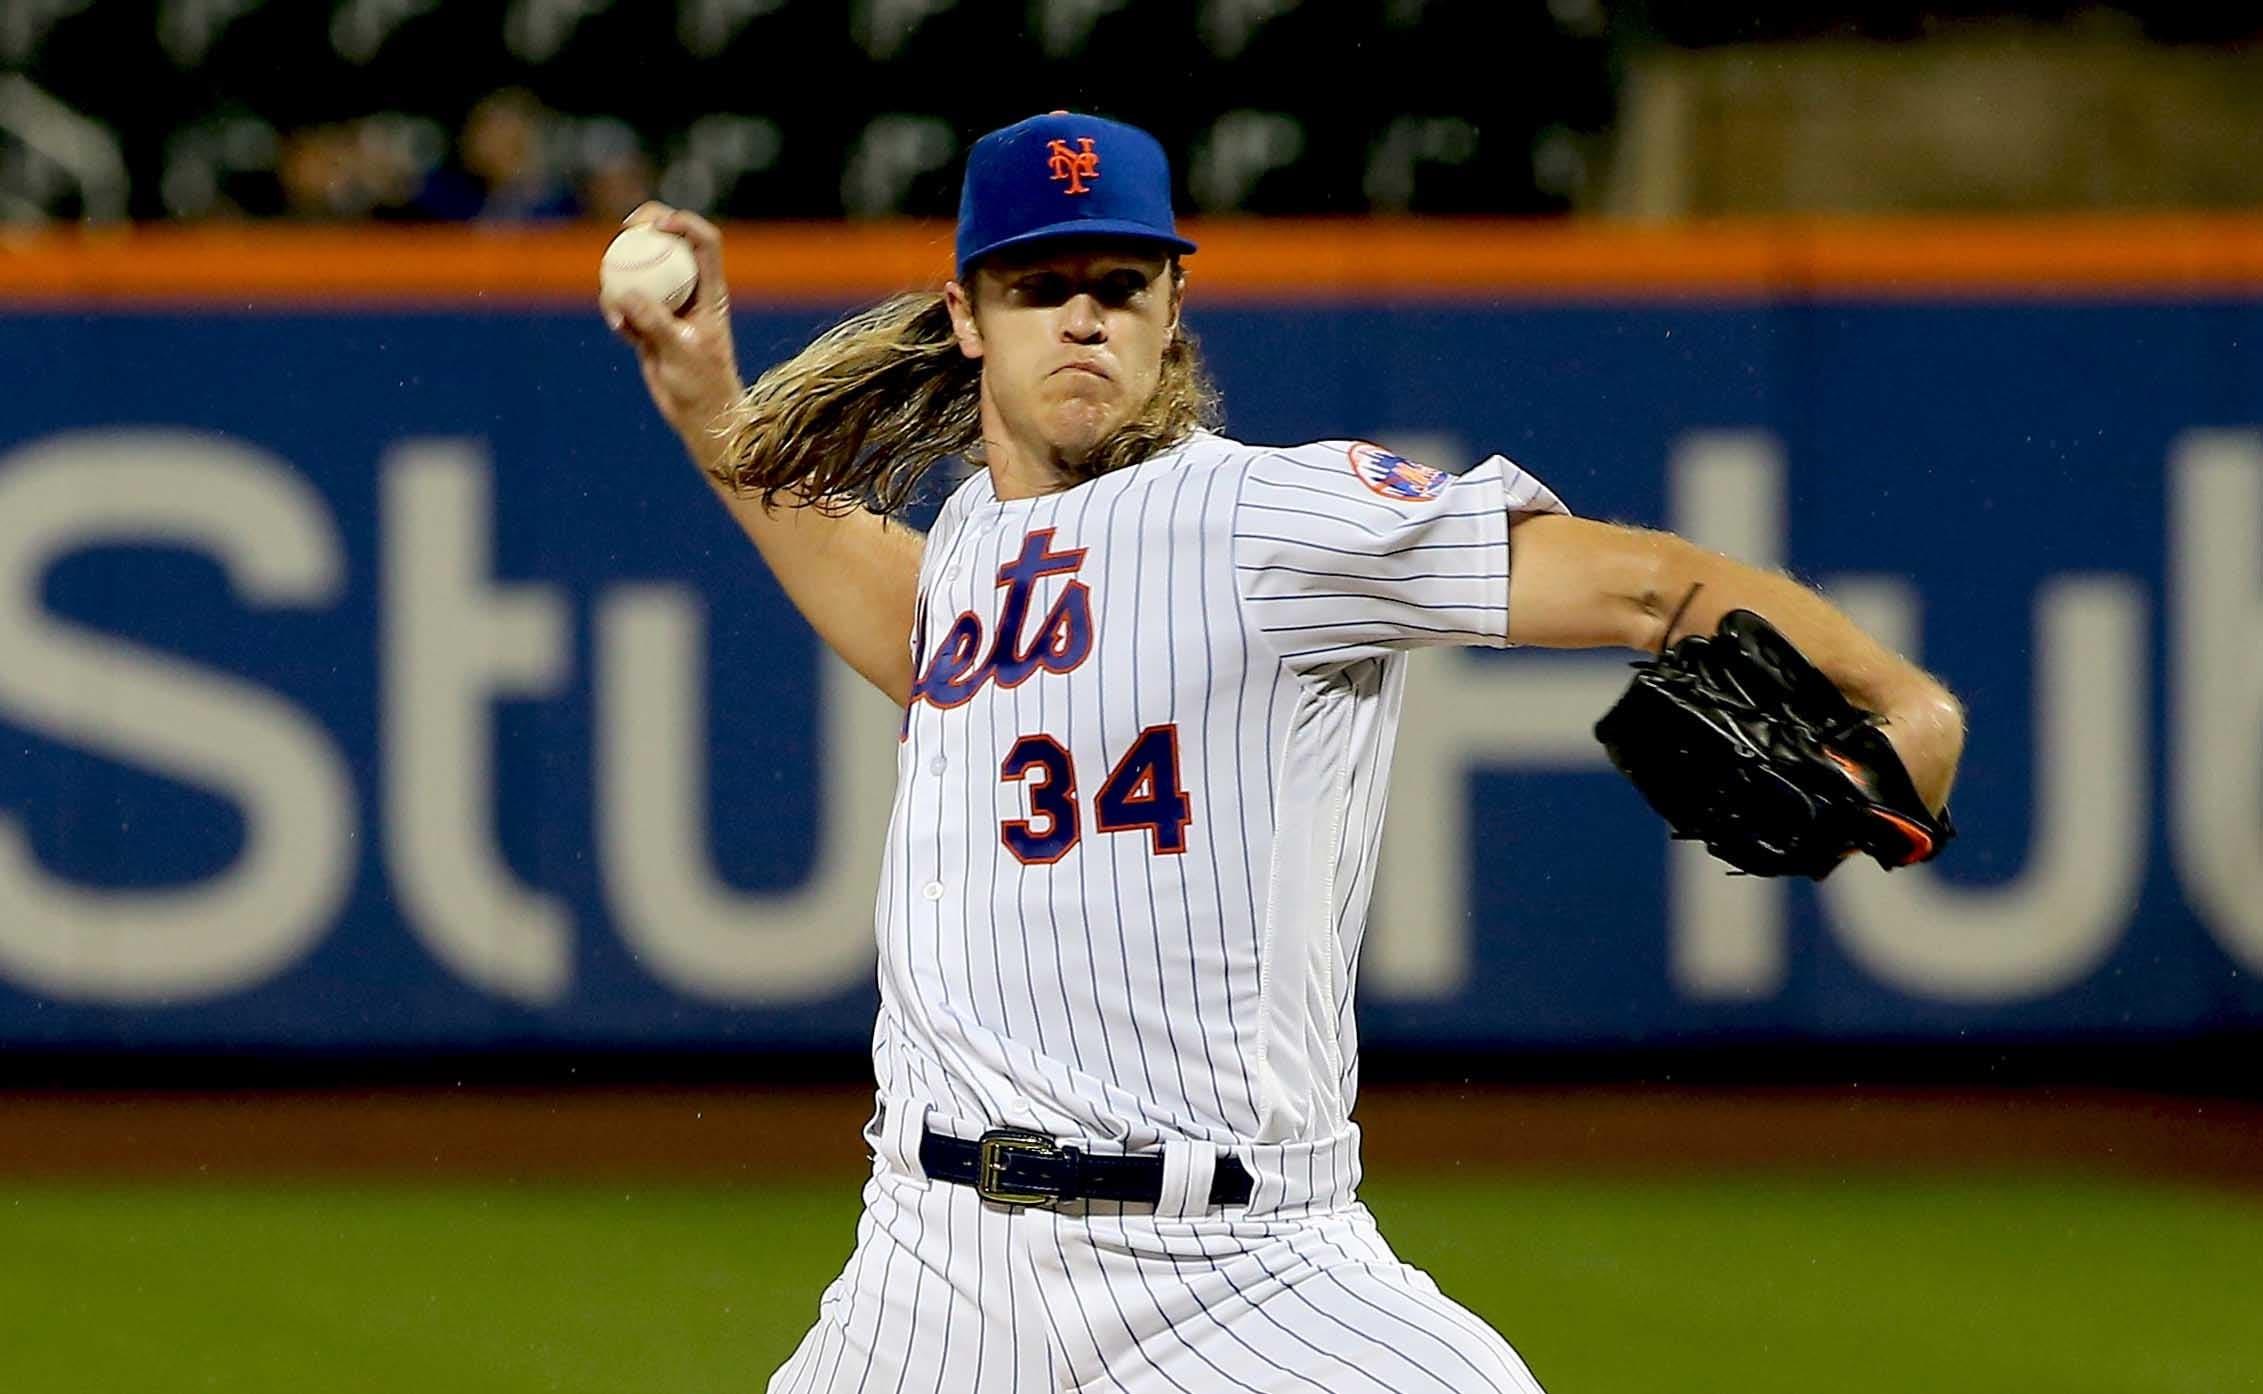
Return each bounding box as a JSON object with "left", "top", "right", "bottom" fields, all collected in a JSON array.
[{"left": 906, "top": 526, "right": 1193, "bottom": 866}]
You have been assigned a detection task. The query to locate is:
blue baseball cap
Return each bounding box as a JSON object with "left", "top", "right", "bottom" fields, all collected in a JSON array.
[{"left": 955, "top": 111, "right": 1197, "bottom": 279}]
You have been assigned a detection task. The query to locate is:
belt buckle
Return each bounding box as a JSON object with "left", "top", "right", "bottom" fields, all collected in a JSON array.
[{"left": 976, "top": 1127, "right": 1063, "bottom": 1208}]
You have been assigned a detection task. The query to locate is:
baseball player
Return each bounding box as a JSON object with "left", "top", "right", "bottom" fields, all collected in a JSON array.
[{"left": 610, "top": 112, "right": 1964, "bottom": 1393}]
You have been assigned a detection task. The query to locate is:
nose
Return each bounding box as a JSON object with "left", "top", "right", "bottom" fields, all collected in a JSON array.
[{"left": 1059, "top": 293, "right": 1105, "bottom": 344}]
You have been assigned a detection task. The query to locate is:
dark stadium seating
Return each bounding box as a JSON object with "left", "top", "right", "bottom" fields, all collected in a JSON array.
[{"left": 1, "top": 0, "right": 1617, "bottom": 222}]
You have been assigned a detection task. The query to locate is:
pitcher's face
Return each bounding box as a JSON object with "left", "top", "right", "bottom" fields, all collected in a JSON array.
[{"left": 948, "top": 242, "right": 1178, "bottom": 466}]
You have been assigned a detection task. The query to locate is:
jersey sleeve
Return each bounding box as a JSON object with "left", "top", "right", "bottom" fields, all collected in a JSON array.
[{"left": 1231, "top": 440, "right": 1567, "bottom": 672}]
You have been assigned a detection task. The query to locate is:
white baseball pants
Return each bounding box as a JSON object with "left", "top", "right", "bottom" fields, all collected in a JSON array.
[{"left": 765, "top": 1151, "right": 1547, "bottom": 1393}]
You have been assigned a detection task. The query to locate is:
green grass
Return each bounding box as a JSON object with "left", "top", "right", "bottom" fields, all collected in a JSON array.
[{"left": 1, "top": 1173, "right": 2257, "bottom": 1393}]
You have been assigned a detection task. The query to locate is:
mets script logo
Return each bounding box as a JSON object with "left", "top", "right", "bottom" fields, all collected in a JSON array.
[
  {"left": 1348, "top": 442, "right": 1451, "bottom": 502},
  {"left": 1046, "top": 137, "right": 1099, "bottom": 195},
  {"left": 911, "top": 529, "right": 1095, "bottom": 712}
]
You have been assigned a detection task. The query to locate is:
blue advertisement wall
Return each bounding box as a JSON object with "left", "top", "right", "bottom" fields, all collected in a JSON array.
[{"left": 3, "top": 293, "right": 2259, "bottom": 1055}]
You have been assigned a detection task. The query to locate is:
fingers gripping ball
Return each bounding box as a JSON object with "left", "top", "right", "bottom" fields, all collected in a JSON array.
[
  {"left": 1593, "top": 608, "right": 1956, "bottom": 879},
  {"left": 599, "top": 224, "right": 699, "bottom": 317}
]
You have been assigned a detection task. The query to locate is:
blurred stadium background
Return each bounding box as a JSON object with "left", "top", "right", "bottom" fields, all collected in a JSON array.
[{"left": 5, "top": 2, "right": 2263, "bottom": 1392}]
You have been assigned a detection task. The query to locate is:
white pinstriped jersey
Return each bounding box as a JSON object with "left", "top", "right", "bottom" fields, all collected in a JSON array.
[{"left": 872, "top": 430, "right": 1566, "bottom": 1156}]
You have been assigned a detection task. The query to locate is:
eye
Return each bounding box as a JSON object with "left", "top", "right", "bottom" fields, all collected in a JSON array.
[{"left": 1096, "top": 270, "right": 1150, "bottom": 305}]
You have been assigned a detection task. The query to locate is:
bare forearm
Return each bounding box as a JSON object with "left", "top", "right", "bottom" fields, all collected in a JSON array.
[
  {"left": 683, "top": 429, "right": 922, "bottom": 705},
  {"left": 610, "top": 202, "right": 923, "bottom": 706},
  {"left": 1642, "top": 536, "right": 1966, "bottom": 810}
]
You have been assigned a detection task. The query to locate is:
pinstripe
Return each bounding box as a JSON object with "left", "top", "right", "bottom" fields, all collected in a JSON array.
[
  {"left": 1163, "top": 462, "right": 1237, "bottom": 1125},
  {"left": 1096, "top": 477, "right": 1165, "bottom": 1109},
  {"left": 1237, "top": 531, "right": 1502, "bottom": 558},
  {"left": 1281, "top": 1227, "right": 1514, "bottom": 1394},
  {"left": 952, "top": 521, "right": 985, "bottom": 1029},
  {"left": 1245, "top": 591, "right": 1504, "bottom": 612},
  {"left": 879, "top": 1182, "right": 935, "bottom": 1394},
  {"left": 1334, "top": 1221, "right": 1543, "bottom": 1389},
  {"left": 924, "top": 1180, "right": 960, "bottom": 1394},
  {"left": 1240, "top": 500, "right": 1394, "bottom": 538},
  {"left": 853, "top": 1183, "right": 921, "bottom": 1394},
  {"left": 1113, "top": 1230, "right": 1276, "bottom": 1394},
  {"left": 983, "top": 512, "right": 1032, "bottom": 1112},
  {"left": 1173, "top": 1248, "right": 1378, "bottom": 1394},
  {"left": 1280, "top": 637, "right": 1495, "bottom": 663},
  {"left": 1241, "top": 473, "right": 1406, "bottom": 519},
  {"left": 999, "top": 1201, "right": 1024, "bottom": 1394},
  {"left": 831, "top": 1183, "right": 896, "bottom": 1394},
  {"left": 1047, "top": 1212, "right": 1141, "bottom": 1394},
  {"left": 1131, "top": 476, "right": 1198, "bottom": 1120},
  {"left": 1246, "top": 498, "right": 1508, "bottom": 534},
  {"left": 1010, "top": 500, "right": 1055, "bottom": 1068},
  {"left": 1391, "top": 1275, "right": 1543, "bottom": 1394},
  {"left": 1260, "top": 448, "right": 1383, "bottom": 483},
  {"left": 807, "top": 1182, "right": 892, "bottom": 1393},
  {"left": 1023, "top": 1232, "right": 1099, "bottom": 1394},
  {"left": 1090, "top": 1203, "right": 1206, "bottom": 1394},
  {"left": 969, "top": 511, "right": 1025, "bottom": 1075},
  {"left": 896, "top": 523, "right": 935, "bottom": 1120},
  {"left": 1195, "top": 461, "right": 1262, "bottom": 1131},
  {"left": 1030, "top": 492, "right": 1093, "bottom": 1086},
  {"left": 1331, "top": 691, "right": 1392, "bottom": 1068},
  {"left": 774, "top": 1316, "right": 830, "bottom": 1394},
  {"left": 1222, "top": 474, "right": 1277, "bottom": 1124},
  {"left": 1239, "top": 1242, "right": 1455, "bottom": 1393},
  {"left": 1140, "top": 1249, "right": 1330, "bottom": 1384},
  {"left": 1027, "top": 1263, "right": 1087, "bottom": 1394},
  {"left": 1267, "top": 617, "right": 1500, "bottom": 638},
  {"left": 1237, "top": 561, "right": 1509, "bottom": 580},
  {"left": 1315, "top": 1269, "right": 1525, "bottom": 1394},
  {"left": 1062, "top": 479, "right": 1125, "bottom": 1094},
  {"left": 1004, "top": 643, "right": 1054, "bottom": 1064},
  {"left": 1063, "top": 1203, "right": 1246, "bottom": 1394},
  {"left": 973, "top": 514, "right": 1015, "bottom": 1051},
  {"left": 871, "top": 829, "right": 900, "bottom": 1105}
]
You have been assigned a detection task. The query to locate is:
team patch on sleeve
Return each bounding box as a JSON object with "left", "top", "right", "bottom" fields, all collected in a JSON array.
[{"left": 1347, "top": 441, "right": 1451, "bottom": 502}]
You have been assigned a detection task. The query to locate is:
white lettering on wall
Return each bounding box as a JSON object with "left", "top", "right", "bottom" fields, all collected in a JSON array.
[
  {"left": 0, "top": 421, "right": 2246, "bottom": 1021},
  {"left": 381, "top": 440, "right": 573, "bottom": 1005},
  {"left": 596, "top": 587, "right": 891, "bottom": 1001},
  {"left": 0, "top": 430, "right": 353, "bottom": 1003},
  {"left": 2172, "top": 431, "right": 2263, "bottom": 971},
  {"left": 1820, "top": 576, "right": 2147, "bottom": 1001},
  {"left": 1374, "top": 654, "right": 1626, "bottom": 995}
]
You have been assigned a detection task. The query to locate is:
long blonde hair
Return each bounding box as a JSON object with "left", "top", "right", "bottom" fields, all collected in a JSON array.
[{"left": 707, "top": 264, "right": 1219, "bottom": 515}]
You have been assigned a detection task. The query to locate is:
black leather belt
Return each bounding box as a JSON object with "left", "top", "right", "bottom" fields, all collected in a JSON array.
[{"left": 919, "top": 1126, "right": 1252, "bottom": 1210}]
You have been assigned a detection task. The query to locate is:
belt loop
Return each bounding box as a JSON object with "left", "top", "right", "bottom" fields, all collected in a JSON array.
[
  {"left": 1155, "top": 1139, "right": 1219, "bottom": 1219},
  {"left": 877, "top": 1100, "right": 932, "bottom": 1187}
]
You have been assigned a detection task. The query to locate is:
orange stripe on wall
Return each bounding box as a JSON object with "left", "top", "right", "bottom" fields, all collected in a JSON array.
[{"left": 4, "top": 216, "right": 2262, "bottom": 304}]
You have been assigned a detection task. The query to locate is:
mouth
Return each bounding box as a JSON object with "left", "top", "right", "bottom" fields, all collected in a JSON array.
[{"left": 1053, "top": 360, "right": 1112, "bottom": 381}]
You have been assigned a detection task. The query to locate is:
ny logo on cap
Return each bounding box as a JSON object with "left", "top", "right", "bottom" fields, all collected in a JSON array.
[{"left": 1046, "top": 137, "right": 1098, "bottom": 195}]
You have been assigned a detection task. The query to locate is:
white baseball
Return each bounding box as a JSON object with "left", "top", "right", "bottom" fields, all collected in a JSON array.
[{"left": 599, "top": 224, "right": 699, "bottom": 315}]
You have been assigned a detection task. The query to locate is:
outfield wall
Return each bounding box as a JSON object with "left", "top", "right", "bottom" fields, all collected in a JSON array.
[{"left": 3, "top": 219, "right": 2260, "bottom": 1060}]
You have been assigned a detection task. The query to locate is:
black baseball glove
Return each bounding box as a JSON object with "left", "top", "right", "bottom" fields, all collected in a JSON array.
[{"left": 1593, "top": 606, "right": 1954, "bottom": 879}]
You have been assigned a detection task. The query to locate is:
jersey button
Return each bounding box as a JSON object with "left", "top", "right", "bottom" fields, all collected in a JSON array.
[
  {"left": 921, "top": 881, "right": 945, "bottom": 901},
  {"left": 928, "top": 755, "right": 947, "bottom": 775}
]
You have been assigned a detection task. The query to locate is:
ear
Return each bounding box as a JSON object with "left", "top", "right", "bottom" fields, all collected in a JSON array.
[{"left": 944, "top": 279, "right": 984, "bottom": 360}]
